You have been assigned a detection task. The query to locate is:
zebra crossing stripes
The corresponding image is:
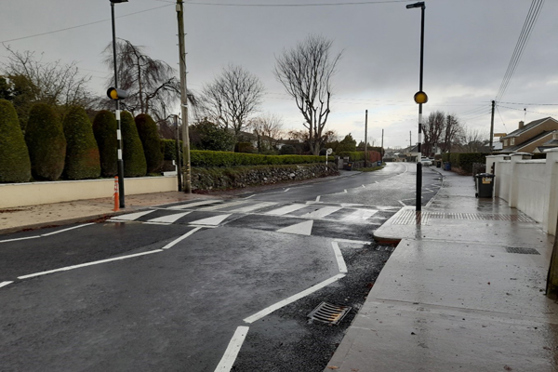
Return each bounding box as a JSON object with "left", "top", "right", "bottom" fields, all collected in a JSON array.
[
  {"left": 301, "top": 206, "right": 342, "bottom": 219},
  {"left": 168, "top": 199, "right": 221, "bottom": 210},
  {"left": 227, "top": 202, "right": 277, "bottom": 213},
  {"left": 112, "top": 210, "right": 155, "bottom": 221},
  {"left": 265, "top": 204, "right": 307, "bottom": 216},
  {"left": 148, "top": 211, "right": 191, "bottom": 223}
]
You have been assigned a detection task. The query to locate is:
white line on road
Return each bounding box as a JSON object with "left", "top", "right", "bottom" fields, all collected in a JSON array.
[
  {"left": 315, "top": 195, "right": 321, "bottom": 202},
  {"left": 198, "top": 200, "right": 247, "bottom": 211},
  {"left": 0, "top": 281, "right": 13, "bottom": 289},
  {"left": 214, "top": 326, "right": 250, "bottom": 372},
  {"left": 276, "top": 220, "right": 314, "bottom": 236},
  {"left": 340, "top": 209, "right": 378, "bottom": 223},
  {"left": 334, "top": 238, "right": 372, "bottom": 245},
  {"left": 243, "top": 273, "right": 346, "bottom": 324},
  {"left": 243, "top": 194, "right": 255, "bottom": 199},
  {"left": 228, "top": 202, "right": 277, "bottom": 214},
  {"left": 161, "top": 227, "right": 202, "bottom": 250},
  {"left": 284, "top": 188, "right": 290, "bottom": 192},
  {"left": 344, "top": 189, "right": 348, "bottom": 193},
  {"left": 362, "top": 185, "right": 366, "bottom": 188},
  {"left": 188, "top": 214, "right": 231, "bottom": 226},
  {"left": 18, "top": 250, "right": 163, "bottom": 280},
  {"left": 148, "top": 211, "right": 191, "bottom": 224},
  {"left": 111, "top": 210, "right": 155, "bottom": 221},
  {"left": 331, "top": 241, "right": 348, "bottom": 274},
  {"left": 265, "top": 203, "right": 306, "bottom": 216},
  {"left": 0, "top": 235, "right": 40, "bottom": 244},
  {"left": 41, "top": 223, "right": 95, "bottom": 237},
  {"left": 302, "top": 206, "right": 342, "bottom": 219}
]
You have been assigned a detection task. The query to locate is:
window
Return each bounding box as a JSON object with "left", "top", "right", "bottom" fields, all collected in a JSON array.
[
  {"left": 510, "top": 138, "right": 515, "bottom": 145},
  {"left": 504, "top": 139, "right": 508, "bottom": 147}
]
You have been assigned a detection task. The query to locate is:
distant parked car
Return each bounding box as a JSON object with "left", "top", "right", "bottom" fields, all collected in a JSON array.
[{"left": 420, "top": 158, "right": 433, "bottom": 166}]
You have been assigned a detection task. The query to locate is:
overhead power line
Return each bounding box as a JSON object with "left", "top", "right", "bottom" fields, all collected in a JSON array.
[
  {"left": 0, "top": 4, "right": 173, "bottom": 44},
  {"left": 158, "top": 0, "right": 410, "bottom": 6},
  {"left": 495, "top": 0, "right": 545, "bottom": 102}
]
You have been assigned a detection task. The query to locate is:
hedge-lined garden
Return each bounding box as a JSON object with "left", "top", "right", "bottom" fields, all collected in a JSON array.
[
  {"left": 0, "top": 99, "right": 335, "bottom": 185},
  {"left": 442, "top": 153, "right": 489, "bottom": 173}
]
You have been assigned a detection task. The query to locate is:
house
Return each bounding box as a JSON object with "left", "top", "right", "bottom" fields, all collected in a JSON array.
[{"left": 497, "top": 117, "right": 558, "bottom": 154}]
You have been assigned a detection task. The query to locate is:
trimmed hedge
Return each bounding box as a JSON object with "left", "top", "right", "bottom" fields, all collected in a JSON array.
[
  {"left": 161, "top": 138, "right": 183, "bottom": 161},
  {"left": 63, "top": 106, "right": 101, "bottom": 180},
  {"left": 337, "top": 150, "right": 382, "bottom": 162},
  {"left": 121, "top": 111, "right": 147, "bottom": 177},
  {"left": 135, "top": 113, "right": 163, "bottom": 173},
  {"left": 25, "top": 103, "right": 66, "bottom": 181},
  {"left": 442, "top": 153, "right": 489, "bottom": 173},
  {"left": 93, "top": 110, "right": 118, "bottom": 177},
  {"left": 190, "top": 150, "right": 324, "bottom": 167},
  {"left": 0, "top": 99, "right": 31, "bottom": 182}
]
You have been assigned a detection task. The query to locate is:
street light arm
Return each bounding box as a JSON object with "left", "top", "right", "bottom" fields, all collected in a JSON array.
[{"left": 406, "top": 1, "right": 425, "bottom": 9}]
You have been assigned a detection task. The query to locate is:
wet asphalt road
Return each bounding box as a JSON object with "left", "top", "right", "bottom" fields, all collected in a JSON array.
[{"left": 0, "top": 163, "right": 442, "bottom": 371}]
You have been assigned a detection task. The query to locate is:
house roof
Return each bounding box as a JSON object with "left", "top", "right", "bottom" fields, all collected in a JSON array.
[
  {"left": 503, "top": 117, "right": 558, "bottom": 138},
  {"left": 497, "top": 131, "right": 554, "bottom": 153}
]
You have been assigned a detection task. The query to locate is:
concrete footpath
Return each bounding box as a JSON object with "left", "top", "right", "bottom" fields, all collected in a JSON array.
[{"left": 325, "top": 170, "right": 558, "bottom": 371}]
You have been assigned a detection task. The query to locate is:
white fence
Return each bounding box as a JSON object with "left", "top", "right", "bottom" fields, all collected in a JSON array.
[{"left": 486, "top": 149, "right": 558, "bottom": 235}]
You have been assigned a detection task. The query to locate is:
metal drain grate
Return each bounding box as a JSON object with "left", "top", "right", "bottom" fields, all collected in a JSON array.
[
  {"left": 307, "top": 302, "right": 352, "bottom": 325},
  {"left": 505, "top": 247, "right": 540, "bottom": 255},
  {"left": 392, "top": 210, "right": 533, "bottom": 225}
]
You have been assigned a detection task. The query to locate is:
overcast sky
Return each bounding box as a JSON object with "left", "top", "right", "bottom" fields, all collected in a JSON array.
[{"left": 1, "top": 0, "right": 556, "bottom": 148}]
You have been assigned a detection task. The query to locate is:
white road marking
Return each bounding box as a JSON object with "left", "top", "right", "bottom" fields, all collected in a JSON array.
[
  {"left": 302, "top": 206, "right": 342, "bottom": 219},
  {"left": 228, "top": 202, "right": 277, "bottom": 214},
  {"left": 284, "top": 188, "right": 290, "bottom": 192},
  {"left": 41, "top": 223, "right": 95, "bottom": 237},
  {"left": 340, "top": 208, "right": 378, "bottom": 223},
  {"left": 198, "top": 200, "right": 248, "bottom": 211},
  {"left": 340, "top": 203, "right": 365, "bottom": 207},
  {"left": 334, "top": 238, "right": 372, "bottom": 245},
  {"left": 162, "top": 227, "right": 203, "bottom": 250},
  {"left": 315, "top": 195, "right": 321, "bottom": 202},
  {"left": 0, "top": 236, "right": 40, "bottom": 244},
  {"left": 18, "top": 250, "right": 163, "bottom": 280},
  {"left": 276, "top": 220, "right": 314, "bottom": 235},
  {"left": 362, "top": 185, "right": 366, "bottom": 188},
  {"left": 168, "top": 199, "right": 222, "bottom": 209},
  {"left": 331, "top": 241, "right": 348, "bottom": 273},
  {"left": 0, "top": 281, "right": 13, "bottom": 289},
  {"left": 214, "top": 326, "right": 250, "bottom": 372},
  {"left": 111, "top": 210, "right": 155, "bottom": 221},
  {"left": 188, "top": 214, "right": 231, "bottom": 226},
  {"left": 344, "top": 189, "right": 348, "bottom": 193},
  {"left": 148, "top": 211, "right": 191, "bottom": 223},
  {"left": 265, "top": 203, "right": 306, "bottom": 216},
  {"left": 243, "top": 194, "right": 255, "bottom": 199},
  {"left": 243, "top": 273, "right": 346, "bottom": 324}
]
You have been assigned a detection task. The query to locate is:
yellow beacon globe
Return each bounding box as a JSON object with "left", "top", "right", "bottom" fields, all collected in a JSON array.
[{"left": 414, "top": 91, "right": 428, "bottom": 104}]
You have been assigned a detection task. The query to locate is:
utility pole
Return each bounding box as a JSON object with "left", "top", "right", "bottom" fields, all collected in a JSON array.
[
  {"left": 489, "top": 100, "right": 495, "bottom": 153},
  {"left": 174, "top": 115, "right": 182, "bottom": 191},
  {"left": 409, "top": 131, "right": 412, "bottom": 148},
  {"left": 364, "top": 110, "right": 368, "bottom": 168},
  {"left": 176, "top": 0, "right": 191, "bottom": 193},
  {"left": 381, "top": 129, "right": 384, "bottom": 162}
]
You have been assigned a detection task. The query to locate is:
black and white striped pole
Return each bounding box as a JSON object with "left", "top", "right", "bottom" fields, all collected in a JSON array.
[
  {"left": 407, "top": 1, "right": 427, "bottom": 212},
  {"left": 109, "top": 0, "right": 128, "bottom": 208}
]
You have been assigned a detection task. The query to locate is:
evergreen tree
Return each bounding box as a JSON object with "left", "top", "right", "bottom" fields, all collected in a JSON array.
[
  {"left": 92, "top": 110, "right": 117, "bottom": 177},
  {"left": 0, "top": 99, "right": 31, "bottom": 182},
  {"left": 135, "top": 113, "right": 163, "bottom": 173},
  {"left": 62, "top": 106, "right": 101, "bottom": 179},
  {"left": 25, "top": 103, "right": 66, "bottom": 180},
  {"left": 121, "top": 111, "right": 147, "bottom": 177}
]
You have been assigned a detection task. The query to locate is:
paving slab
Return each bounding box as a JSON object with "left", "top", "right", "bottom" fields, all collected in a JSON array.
[{"left": 325, "top": 169, "right": 558, "bottom": 372}]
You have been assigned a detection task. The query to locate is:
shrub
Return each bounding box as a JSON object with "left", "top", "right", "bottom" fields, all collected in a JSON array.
[
  {"left": 93, "top": 110, "right": 117, "bottom": 177},
  {"left": 121, "top": 111, "right": 147, "bottom": 177},
  {"left": 135, "top": 113, "right": 163, "bottom": 173},
  {"left": 279, "top": 145, "right": 296, "bottom": 155},
  {"left": 442, "top": 153, "right": 488, "bottom": 173},
  {"left": 25, "top": 103, "right": 66, "bottom": 180},
  {"left": 235, "top": 142, "right": 256, "bottom": 153},
  {"left": 161, "top": 138, "right": 183, "bottom": 161},
  {"left": 62, "top": 106, "right": 101, "bottom": 180},
  {"left": 0, "top": 99, "right": 31, "bottom": 182}
]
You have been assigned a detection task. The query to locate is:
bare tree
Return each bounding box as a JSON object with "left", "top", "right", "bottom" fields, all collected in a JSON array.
[
  {"left": 250, "top": 113, "right": 283, "bottom": 152},
  {"left": 459, "top": 125, "right": 488, "bottom": 152},
  {"left": 423, "top": 111, "right": 445, "bottom": 156},
  {"left": 2, "top": 46, "right": 92, "bottom": 129},
  {"left": 274, "top": 35, "right": 342, "bottom": 155},
  {"left": 442, "top": 114, "right": 463, "bottom": 153},
  {"left": 101, "top": 38, "right": 186, "bottom": 122},
  {"left": 200, "top": 64, "right": 264, "bottom": 144}
]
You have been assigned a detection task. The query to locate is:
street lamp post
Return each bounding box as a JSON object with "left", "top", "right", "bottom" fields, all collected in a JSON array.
[
  {"left": 407, "top": 1, "right": 426, "bottom": 212},
  {"left": 110, "top": 0, "right": 128, "bottom": 208}
]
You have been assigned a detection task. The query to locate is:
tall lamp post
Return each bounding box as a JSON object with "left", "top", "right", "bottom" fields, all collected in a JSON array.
[
  {"left": 406, "top": 1, "right": 427, "bottom": 212},
  {"left": 110, "top": 0, "right": 128, "bottom": 208}
]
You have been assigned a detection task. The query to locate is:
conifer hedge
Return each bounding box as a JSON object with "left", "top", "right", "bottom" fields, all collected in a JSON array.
[
  {"left": 62, "top": 106, "right": 101, "bottom": 180},
  {"left": 135, "top": 113, "right": 163, "bottom": 173},
  {"left": 93, "top": 110, "right": 118, "bottom": 177},
  {"left": 121, "top": 111, "right": 147, "bottom": 177},
  {"left": 0, "top": 99, "right": 31, "bottom": 183},
  {"left": 25, "top": 103, "right": 66, "bottom": 181}
]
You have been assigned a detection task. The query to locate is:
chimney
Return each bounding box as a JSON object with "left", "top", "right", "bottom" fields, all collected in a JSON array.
[{"left": 519, "top": 121, "right": 525, "bottom": 129}]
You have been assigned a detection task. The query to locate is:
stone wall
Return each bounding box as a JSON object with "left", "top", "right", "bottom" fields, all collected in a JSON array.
[{"left": 192, "top": 163, "right": 339, "bottom": 191}]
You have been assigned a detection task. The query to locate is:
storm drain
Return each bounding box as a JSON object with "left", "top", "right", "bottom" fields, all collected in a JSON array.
[
  {"left": 505, "top": 247, "right": 540, "bottom": 255},
  {"left": 307, "top": 302, "right": 352, "bottom": 325}
]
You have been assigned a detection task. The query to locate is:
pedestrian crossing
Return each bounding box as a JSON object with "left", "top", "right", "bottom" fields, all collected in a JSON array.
[{"left": 108, "top": 199, "right": 400, "bottom": 241}]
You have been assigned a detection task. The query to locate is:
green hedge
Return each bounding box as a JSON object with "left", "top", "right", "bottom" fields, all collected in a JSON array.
[
  {"left": 93, "top": 110, "right": 118, "bottom": 177},
  {"left": 63, "top": 106, "right": 101, "bottom": 180},
  {"left": 190, "top": 150, "right": 324, "bottom": 167},
  {"left": 441, "top": 153, "right": 488, "bottom": 173},
  {"left": 135, "top": 113, "right": 163, "bottom": 173},
  {"left": 121, "top": 111, "right": 147, "bottom": 177},
  {"left": 0, "top": 99, "right": 31, "bottom": 183},
  {"left": 161, "top": 138, "right": 183, "bottom": 161}
]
